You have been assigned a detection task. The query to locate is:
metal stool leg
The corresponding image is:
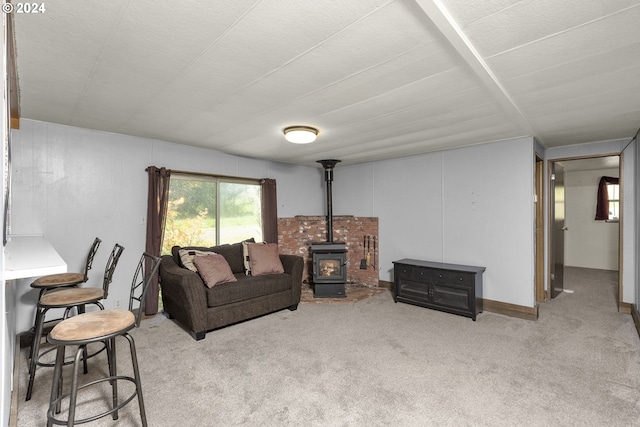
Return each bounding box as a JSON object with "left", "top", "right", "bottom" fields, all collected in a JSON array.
[
  {"left": 27, "top": 306, "right": 49, "bottom": 401},
  {"left": 66, "top": 347, "right": 85, "bottom": 426},
  {"left": 109, "top": 337, "right": 118, "bottom": 420},
  {"left": 47, "top": 346, "right": 65, "bottom": 427},
  {"left": 28, "top": 292, "right": 45, "bottom": 362},
  {"left": 61, "top": 306, "right": 90, "bottom": 376},
  {"left": 126, "top": 333, "right": 147, "bottom": 427},
  {"left": 76, "top": 305, "right": 90, "bottom": 375}
]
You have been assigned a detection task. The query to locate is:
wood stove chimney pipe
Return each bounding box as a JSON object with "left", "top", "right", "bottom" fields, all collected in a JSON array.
[{"left": 317, "top": 159, "right": 341, "bottom": 243}]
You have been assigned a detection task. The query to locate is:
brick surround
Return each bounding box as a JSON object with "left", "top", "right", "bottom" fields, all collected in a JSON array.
[{"left": 278, "top": 215, "right": 379, "bottom": 287}]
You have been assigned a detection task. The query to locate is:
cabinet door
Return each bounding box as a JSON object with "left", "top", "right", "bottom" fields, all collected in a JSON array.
[
  {"left": 395, "top": 265, "right": 431, "bottom": 303},
  {"left": 432, "top": 271, "right": 474, "bottom": 311},
  {"left": 397, "top": 278, "right": 431, "bottom": 303},
  {"left": 431, "top": 284, "right": 471, "bottom": 311}
]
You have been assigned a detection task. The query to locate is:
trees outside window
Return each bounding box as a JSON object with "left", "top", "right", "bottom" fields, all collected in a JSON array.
[{"left": 161, "top": 174, "right": 262, "bottom": 254}]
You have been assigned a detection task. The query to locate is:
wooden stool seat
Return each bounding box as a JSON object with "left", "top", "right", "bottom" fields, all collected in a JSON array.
[
  {"left": 32, "top": 272, "right": 86, "bottom": 288},
  {"left": 39, "top": 288, "right": 105, "bottom": 307}
]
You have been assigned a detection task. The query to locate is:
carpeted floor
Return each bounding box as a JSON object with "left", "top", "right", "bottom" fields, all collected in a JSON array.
[{"left": 14, "top": 267, "right": 640, "bottom": 426}]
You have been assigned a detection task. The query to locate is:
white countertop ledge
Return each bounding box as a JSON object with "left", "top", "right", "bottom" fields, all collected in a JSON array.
[{"left": 3, "top": 235, "right": 67, "bottom": 280}]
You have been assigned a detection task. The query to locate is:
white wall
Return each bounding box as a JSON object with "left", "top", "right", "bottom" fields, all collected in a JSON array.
[
  {"left": 9, "top": 119, "right": 322, "bottom": 334},
  {"left": 1, "top": 12, "right": 9, "bottom": 426},
  {"left": 636, "top": 138, "right": 640, "bottom": 310},
  {"left": 546, "top": 140, "right": 636, "bottom": 304},
  {"left": 564, "top": 168, "right": 619, "bottom": 270},
  {"left": 335, "top": 137, "right": 537, "bottom": 308},
  {"left": 9, "top": 119, "right": 639, "bottom": 325}
]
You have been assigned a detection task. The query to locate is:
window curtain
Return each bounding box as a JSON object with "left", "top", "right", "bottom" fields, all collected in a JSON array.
[
  {"left": 261, "top": 178, "right": 278, "bottom": 243},
  {"left": 594, "top": 176, "right": 619, "bottom": 220},
  {"left": 145, "top": 166, "right": 171, "bottom": 315}
]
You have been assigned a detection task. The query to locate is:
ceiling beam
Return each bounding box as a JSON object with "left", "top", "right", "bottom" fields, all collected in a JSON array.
[{"left": 413, "top": 0, "right": 539, "bottom": 143}]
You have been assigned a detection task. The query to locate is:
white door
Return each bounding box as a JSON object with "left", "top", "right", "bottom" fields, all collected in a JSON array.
[{"left": 551, "top": 163, "right": 566, "bottom": 298}]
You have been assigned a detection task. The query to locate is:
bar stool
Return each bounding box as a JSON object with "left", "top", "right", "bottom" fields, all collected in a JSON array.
[
  {"left": 26, "top": 243, "right": 124, "bottom": 401},
  {"left": 29, "top": 238, "right": 101, "bottom": 361},
  {"left": 31, "top": 237, "right": 102, "bottom": 295},
  {"left": 46, "top": 253, "right": 161, "bottom": 427}
]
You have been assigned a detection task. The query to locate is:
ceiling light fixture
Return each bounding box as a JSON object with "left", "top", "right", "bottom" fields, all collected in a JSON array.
[{"left": 284, "top": 126, "right": 318, "bottom": 144}]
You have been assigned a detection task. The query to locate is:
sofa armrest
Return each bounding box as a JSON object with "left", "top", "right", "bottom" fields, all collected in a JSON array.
[
  {"left": 279, "top": 254, "right": 303, "bottom": 304},
  {"left": 159, "top": 255, "right": 208, "bottom": 337}
]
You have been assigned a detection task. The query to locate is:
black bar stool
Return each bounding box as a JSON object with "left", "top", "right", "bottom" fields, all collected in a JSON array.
[
  {"left": 26, "top": 243, "right": 124, "bottom": 401},
  {"left": 46, "top": 253, "right": 161, "bottom": 427},
  {"left": 28, "top": 238, "right": 101, "bottom": 362}
]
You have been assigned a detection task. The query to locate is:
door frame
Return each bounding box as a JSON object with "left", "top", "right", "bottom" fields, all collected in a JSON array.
[
  {"left": 546, "top": 154, "right": 622, "bottom": 307},
  {"left": 535, "top": 156, "right": 545, "bottom": 302},
  {"left": 549, "top": 162, "right": 565, "bottom": 299}
]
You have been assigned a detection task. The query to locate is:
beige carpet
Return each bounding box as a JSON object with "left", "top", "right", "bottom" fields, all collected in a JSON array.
[{"left": 15, "top": 267, "right": 640, "bottom": 426}]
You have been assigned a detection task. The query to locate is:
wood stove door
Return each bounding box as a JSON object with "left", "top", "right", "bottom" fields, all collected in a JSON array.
[{"left": 313, "top": 252, "right": 347, "bottom": 284}]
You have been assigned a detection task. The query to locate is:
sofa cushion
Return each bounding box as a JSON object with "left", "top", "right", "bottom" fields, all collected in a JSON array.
[
  {"left": 178, "top": 248, "right": 214, "bottom": 272},
  {"left": 193, "top": 254, "right": 237, "bottom": 288},
  {"left": 172, "top": 238, "right": 254, "bottom": 274},
  {"left": 209, "top": 242, "right": 245, "bottom": 274},
  {"left": 247, "top": 243, "right": 284, "bottom": 276},
  {"left": 242, "top": 240, "right": 262, "bottom": 275},
  {"left": 172, "top": 246, "right": 211, "bottom": 268},
  {"left": 206, "top": 274, "right": 291, "bottom": 308}
]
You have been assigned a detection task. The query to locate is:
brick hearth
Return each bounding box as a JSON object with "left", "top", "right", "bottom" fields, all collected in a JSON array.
[{"left": 278, "top": 215, "right": 379, "bottom": 287}]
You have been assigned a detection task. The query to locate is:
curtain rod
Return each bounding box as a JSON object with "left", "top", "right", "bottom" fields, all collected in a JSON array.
[{"left": 147, "top": 167, "right": 264, "bottom": 183}]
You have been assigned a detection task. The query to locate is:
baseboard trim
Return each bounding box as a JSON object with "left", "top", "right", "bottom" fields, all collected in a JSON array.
[
  {"left": 483, "top": 298, "right": 539, "bottom": 321},
  {"left": 618, "top": 302, "right": 632, "bottom": 314},
  {"left": 631, "top": 304, "right": 640, "bottom": 339},
  {"left": 378, "top": 280, "right": 393, "bottom": 290}
]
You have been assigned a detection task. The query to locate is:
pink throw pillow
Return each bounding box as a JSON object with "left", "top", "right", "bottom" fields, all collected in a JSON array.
[
  {"left": 193, "top": 254, "right": 237, "bottom": 288},
  {"left": 247, "top": 243, "right": 284, "bottom": 276}
]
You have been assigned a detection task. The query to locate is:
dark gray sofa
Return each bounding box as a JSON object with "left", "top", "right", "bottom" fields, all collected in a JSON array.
[{"left": 159, "top": 241, "right": 303, "bottom": 340}]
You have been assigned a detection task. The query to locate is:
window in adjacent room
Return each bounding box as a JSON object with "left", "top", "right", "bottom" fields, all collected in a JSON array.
[
  {"left": 161, "top": 173, "right": 263, "bottom": 254},
  {"left": 606, "top": 182, "right": 620, "bottom": 221},
  {"left": 594, "top": 176, "right": 619, "bottom": 222}
]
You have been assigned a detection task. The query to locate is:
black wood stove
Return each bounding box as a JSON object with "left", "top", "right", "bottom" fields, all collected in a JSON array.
[{"left": 312, "top": 159, "right": 347, "bottom": 298}]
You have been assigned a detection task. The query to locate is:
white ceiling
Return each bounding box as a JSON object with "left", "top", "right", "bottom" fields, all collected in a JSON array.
[
  {"left": 557, "top": 155, "right": 619, "bottom": 172},
  {"left": 12, "top": 0, "right": 640, "bottom": 167}
]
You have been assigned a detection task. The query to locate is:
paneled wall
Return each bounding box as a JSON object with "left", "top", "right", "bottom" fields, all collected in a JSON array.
[
  {"left": 9, "top": 119, "right": 322, "bottom": 333},
  {"left": 10, "top": 119, "right": 637, "bottom": 316},
  {"left": 333, "top": 137, "right": 537, "bottom": 308}
]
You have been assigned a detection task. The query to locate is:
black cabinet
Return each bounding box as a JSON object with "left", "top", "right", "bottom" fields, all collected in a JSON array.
[{"left": 393, "top": 259, "right": 485, "bottom": 321}]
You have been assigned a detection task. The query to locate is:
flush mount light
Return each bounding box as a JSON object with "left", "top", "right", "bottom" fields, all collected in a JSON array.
[{"left": 283, "top": 126, "right": 318, "bottom": 144}]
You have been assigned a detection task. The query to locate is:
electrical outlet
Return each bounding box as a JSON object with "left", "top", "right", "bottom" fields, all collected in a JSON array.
[{"left": 115, "top": 299, "right": 122, "bottom": 309}]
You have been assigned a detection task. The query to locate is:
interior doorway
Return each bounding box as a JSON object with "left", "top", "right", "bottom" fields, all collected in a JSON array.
[{"left": 547, "top": 155, "right": 621, "bottom": 305}]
